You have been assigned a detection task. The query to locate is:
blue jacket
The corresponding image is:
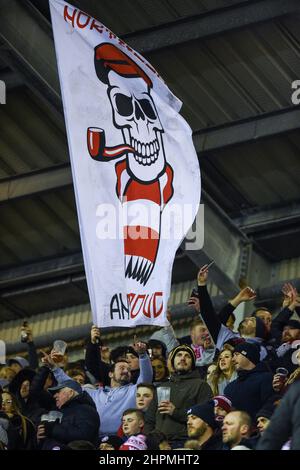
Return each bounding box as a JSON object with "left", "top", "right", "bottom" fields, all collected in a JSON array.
[
  {"left": 224, "top": 362, "right": 274, "bottom": 420},
  {"left": 53, "top": 352, "right": 152, "bottom": 435}
]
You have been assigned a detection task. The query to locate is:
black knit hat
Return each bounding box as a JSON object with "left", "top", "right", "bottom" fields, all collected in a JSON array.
[
  {"left": 187, "top": 402, "right": 217, "bottom": 430},
  {"left": 234, "top": 342, "right": 260, "bottom": 366},
  {"left": 256, "top": 400, "right": 277, "bottom": 420},
  {"left": 286, "top": 320, "right": 300, "bottom": 330},
  {"left": 169, "top": 345, "right": 196, "bottom": 370}
]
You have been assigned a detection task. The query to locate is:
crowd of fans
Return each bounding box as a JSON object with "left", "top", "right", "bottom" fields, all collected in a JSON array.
[{"left": 1, "top": 264, "right": 300, "bottom": 451}]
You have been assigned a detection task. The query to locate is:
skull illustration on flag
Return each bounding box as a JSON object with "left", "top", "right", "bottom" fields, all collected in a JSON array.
[{"left": 87, "top": 44, "right": 174, "bottom": 286}]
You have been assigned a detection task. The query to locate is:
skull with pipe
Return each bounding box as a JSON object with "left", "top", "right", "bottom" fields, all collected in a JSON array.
[{"left": 88, "top": 43, "right": 174, "bottom": 285}]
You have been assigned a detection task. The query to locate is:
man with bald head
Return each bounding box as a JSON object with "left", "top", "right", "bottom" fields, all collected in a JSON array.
[{"left": 222, "top": 411, "right": 252, "bottom": 450}]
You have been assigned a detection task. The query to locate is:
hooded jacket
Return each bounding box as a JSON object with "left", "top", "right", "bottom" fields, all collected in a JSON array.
[
  {"left": 144, "top": 370, "right": 212, "bottom": 441},
  {"left": 224, "top": 362, "right": 274, "bottom": 420}
]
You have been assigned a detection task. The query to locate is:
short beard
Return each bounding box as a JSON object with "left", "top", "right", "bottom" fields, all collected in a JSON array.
[
  {"left": 119, "top": 377, "right": 130, "bottom": 385},
  {"left": 189, "top": 423, "right": 207, "bottom": 439}
]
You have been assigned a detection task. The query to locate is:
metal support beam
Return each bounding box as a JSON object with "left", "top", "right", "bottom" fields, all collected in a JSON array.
[
  {"left": 0, "top": 69, "right": 23, "bottom": 89},
  {"left": 184, "top": 195, "right": 249, "bottom": 297},
  {"left": 255, "top": 278, "right": 300, "bottom": 307},
  {"left": 3, "top": 105, "right": 300, "bottom": 203},
  {"left": 194, "top": 106, "right": 300, "bottom": 154},
  {"left": 0, "top": 163, "right": 72, "bottom": 204},
  {"left": 234, "top": 202, "right": 300, "bottom": 235},
  {"left": 0, "top": 252, "right": 84, "bottom": 290},
  {"left": 124, "top": 0, "right": 300, "bottom": 53}
]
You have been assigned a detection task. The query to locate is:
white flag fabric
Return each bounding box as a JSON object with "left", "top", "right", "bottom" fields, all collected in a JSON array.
[{"left": 49, "top": 0, "right": 201, "bottom": 328}]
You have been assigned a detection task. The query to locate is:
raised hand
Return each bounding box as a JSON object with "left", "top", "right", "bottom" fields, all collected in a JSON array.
[
  {"left": 282, "top": 283, "right": 298, "bottom": 308},
  {"left": 134, "top": 341, "right": 148, "bottom": 356},
  {"left": 91, "top": 325, "right": 101, "bottom": 344},
  {"left": 41, "top": 350, "right": 56, "bottom": 369},
  {"left": 197, "top": 265, "right": 209, "bottom": 286}
]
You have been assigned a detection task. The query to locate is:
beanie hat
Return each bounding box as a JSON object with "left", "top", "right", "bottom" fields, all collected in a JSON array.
[
  {"left": 168, "top": 345, "right": 196, "bottom": 370},
  {"left": 213, "top": 395, "right": 232, "bottom": 413},
  {"left": 234, "top": 342, "right": 260, "bottom": 366},
  {"left": 286, "top": 320, "right": 300, "bottom": 330},
  {"left": 187, "top": 402, "right": 218, "bottom": 430},
  {"left": 119, "top": 434, "right": 147, "bottom": 451},
  {"left": 256, "top": 400, "right": 277, "bottom": 420},
  {"left": 255, "top": 317, "right": 268, "bottom": 340}
]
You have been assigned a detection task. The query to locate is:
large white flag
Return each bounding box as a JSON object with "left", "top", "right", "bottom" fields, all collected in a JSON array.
[{"left": 49, "top": 0, "right": 201, "bottom": 328}]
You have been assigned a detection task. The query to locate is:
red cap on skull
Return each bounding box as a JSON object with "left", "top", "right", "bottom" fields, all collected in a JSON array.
[{"left": 94, "top": 43, "right": 152, "bottom": 88}]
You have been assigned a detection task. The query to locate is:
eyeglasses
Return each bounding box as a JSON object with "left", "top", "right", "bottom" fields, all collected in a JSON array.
[{"left": 2, "top": 400, "right": 13, "bottom": 405}]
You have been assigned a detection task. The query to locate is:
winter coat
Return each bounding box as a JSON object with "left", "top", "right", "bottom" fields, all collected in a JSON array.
[
  {"left": 144, "top": 369, "right": 212, "bottom": 442},
  {"left": 41, "top": 392, "right": 100, "bottom": 449},
  {"left": 6, "top": 414, "right": 36, "bottom": 450}
]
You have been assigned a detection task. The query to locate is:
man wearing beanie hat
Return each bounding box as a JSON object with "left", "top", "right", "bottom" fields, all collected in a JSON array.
[
  {"left": 186, "top": 402, "right": 222, "bottom": 450},
  {"left": 144, "top": 345, "right": 212, "bottom": 447},
  {"left": 213, "top": 395, "right": 232, "bottom": 422},
  {"left": 256, "top": 399, "right": 277, "bottom": 436},
  {"left": 223, "top": 342, "right": 274, "bottom": 420}
]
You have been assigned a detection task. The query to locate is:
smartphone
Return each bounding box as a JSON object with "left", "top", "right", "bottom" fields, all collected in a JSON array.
[
  {"left": 206, "top": 260, "right": 215, "bottom": 269},
  {"left": 190, "top": 287, "right": 199, "bottom": 299}
]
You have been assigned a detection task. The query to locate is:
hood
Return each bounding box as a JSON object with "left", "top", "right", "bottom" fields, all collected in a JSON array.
[
  {"left": 237, "top": 361, "right": 271, "bottom": 380},
  {"left": 8, "top": 368, "right": 36, "bottom": 395},
  {"left": 170, "top": 369, "right": 201, "bottom": 382}
]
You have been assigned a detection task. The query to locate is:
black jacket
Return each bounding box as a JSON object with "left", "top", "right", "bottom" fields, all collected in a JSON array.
[
  {"left": 224, "top": 362, "right": 274, "bottom": 420},
  {"left": 85, "top": 341, "right": 110, "bottom": 386},
  {"left": 7, "top": 415, "right": 36, "bottom": 450},
  {"left": 41, "top": 392, "right": 100, "bottom": 449},
  {"left": 257, "top": 380, "right": 300, "bottom": 450},
  {"left": 201, "top": 432, "right": 223, "bottom": 450}
]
